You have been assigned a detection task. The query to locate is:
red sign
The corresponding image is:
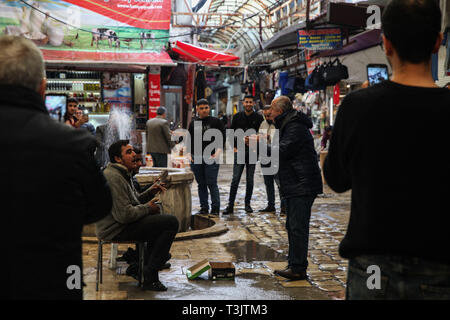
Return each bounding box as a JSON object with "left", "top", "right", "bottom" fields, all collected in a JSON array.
[
  {"left": 63, "top": 0, "right": 171, "bottom": 29},
  {"left": 148, "top": 69, "right": 160, "bottom": 119}
]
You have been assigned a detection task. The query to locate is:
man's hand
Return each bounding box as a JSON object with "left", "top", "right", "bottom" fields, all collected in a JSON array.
[
  {"left": 148, "top": 197, "right": 161, "bottom": 214},
  {"left": 150, "top": 180, "right": 167, "bottom": 194}
]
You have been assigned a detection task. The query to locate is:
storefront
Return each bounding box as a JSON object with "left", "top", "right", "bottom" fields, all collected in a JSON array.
[{"left": 1, "top": 0, "right": 175, "bottom": 147}]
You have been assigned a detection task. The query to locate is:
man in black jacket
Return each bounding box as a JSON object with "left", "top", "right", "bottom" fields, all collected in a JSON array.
[
  {"left": 0, "top": 36, "right": 112, "bottom": 299},
  {"left": 324, "top": 0, "right": 450, "bottom": 300},
  {"left": 188, "top": 99, "right": 226, "bottom": 215},
  {"left": 223, "top": 95, "right": 264, "bottom": 214},
  {"left": 269, "top": 96, "right": 323, "bottom": 280}
]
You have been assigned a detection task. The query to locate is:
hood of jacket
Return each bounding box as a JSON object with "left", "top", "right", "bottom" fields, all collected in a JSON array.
[{"left": 274, "top": 109, "right": 313, "bottom": 131}]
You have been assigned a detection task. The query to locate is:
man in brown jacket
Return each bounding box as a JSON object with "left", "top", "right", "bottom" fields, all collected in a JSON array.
[{"left": 146, "top": 106, "right": 175, "bottom": 167}]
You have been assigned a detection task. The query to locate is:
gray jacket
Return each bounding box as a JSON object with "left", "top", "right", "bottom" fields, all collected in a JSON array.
[
  {"left": 146, "top": 116, "right": 175, "bottom": 154},
  {"left": 95, "top": 163, "right": 155, "bottom": 240}
]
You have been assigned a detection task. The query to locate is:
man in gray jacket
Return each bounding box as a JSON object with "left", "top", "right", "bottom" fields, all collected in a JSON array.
[
  {"left": 96, "top": 140, "right": 179, "bottom": 291},
  {"left": 146, "top": 106, "right": 175, "bottom": 167}
]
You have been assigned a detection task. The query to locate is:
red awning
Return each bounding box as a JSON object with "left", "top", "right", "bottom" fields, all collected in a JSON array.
[{"left": 172, "top": 41, "right": 240, "bottom": 65}]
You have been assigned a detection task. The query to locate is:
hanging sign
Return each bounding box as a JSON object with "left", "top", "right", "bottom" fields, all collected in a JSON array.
[
  {"left": 298, "top": 28, "right": 342, "bottom": 51},
  {"left": 148, "top": 66, "right": 161, "bottom": 119}
]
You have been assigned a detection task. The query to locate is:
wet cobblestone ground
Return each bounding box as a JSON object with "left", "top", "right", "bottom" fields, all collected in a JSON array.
[{"left": 83, "top": 163, "right": 351, "bottom": 300}]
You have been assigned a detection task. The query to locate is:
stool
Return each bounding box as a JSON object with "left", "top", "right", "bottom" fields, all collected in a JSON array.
[{"left": 96, "top": 239, "right": 147, "bottom": 291}]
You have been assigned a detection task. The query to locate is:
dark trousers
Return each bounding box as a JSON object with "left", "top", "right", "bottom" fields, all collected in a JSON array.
[
  {"left": 346, "top": 254, "right": 450, "bottom": 300},
  {"left": 150, "top": 152, "right": 168, "bottom": 168},
  {"left": 113, "top": 214, "right": 179, "bottom": 272},
  {"left": 262, "top": 172, "right": 286, "bottom": 208},
  {"left": 190, "top": 163, "right": 220, "bottom": 211},
  {"left": 228, "top": 154, "right": 256, "bottom": 206},
  {"left": 285, "top": 195, "right": 316, "bottom": 272}
]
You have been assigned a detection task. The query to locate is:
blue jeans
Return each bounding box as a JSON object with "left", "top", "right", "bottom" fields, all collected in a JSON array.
[
  {"left": 346, "top": 255, "right": 450, "bottom": 300},
  {"left": 150, "top": 153, "right": 168, "bottom": 168},
  {"left": 227, "top": 153, "right": 256, "bottom": 206},
  {"left": 285, "top": 195, "right": 316, "bottom": 272},
  {"left": 190, "top": 163, "right": 220, "bottom": 211}
]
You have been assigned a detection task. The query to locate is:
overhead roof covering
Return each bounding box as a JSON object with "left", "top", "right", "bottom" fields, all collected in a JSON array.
[{"left": 196, "top": 0, "right": 280, "bottom": 53}]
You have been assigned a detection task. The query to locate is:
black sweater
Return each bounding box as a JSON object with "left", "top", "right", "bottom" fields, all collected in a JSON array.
[{"left": 324, "top": 80, "right": 450, "bottom": 263}]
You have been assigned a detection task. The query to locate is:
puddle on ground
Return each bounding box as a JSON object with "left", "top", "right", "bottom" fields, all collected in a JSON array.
[{"left": 223, "top": 240, "right": 286, "bottom": 262}]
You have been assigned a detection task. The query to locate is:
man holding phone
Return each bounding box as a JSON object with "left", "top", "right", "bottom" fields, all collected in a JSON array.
[
  {"left": 95, "top": 140, "right": 179, "bottom": 291},
  {"left": 324, "top": 0, "right": 450, "bottom": 299}
]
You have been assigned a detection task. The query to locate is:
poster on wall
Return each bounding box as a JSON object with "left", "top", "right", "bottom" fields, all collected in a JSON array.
[
  {"left": 0, "top": 0, "right": 172, "bottom": 63},
  {"left": 103, "top": 72, "right": 132, "bottom": 110},
  {"left": 148, "top": 66, "right": 161, "bottom": 119}
]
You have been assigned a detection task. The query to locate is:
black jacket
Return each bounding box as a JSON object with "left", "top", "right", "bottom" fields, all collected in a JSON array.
[
  {"left": 0, "top": 85, "right": 112, "bottom": 299},
  {"left": 274, "top": 109, "right": 323, "bottom": 198},
  {"left": 188, "top": 116, "right": 225, "bottom": 163},
  {"left": 230, "top": 110, "right": 264, "bottom": 163}
]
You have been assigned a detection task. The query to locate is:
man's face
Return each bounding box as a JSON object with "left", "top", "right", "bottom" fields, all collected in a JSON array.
[
  {"left": 243, "top": 98, "right": 254, "bottom": 113},
  {"left": 196, "top": 103, "right": 210, "bottom": 119},
  {"left": 270, "top": 100, "right": 283, "bottom": 120},
  {"left": 75, "top": 109, "right": 83, "bottom": 119},
  {"left": 116, "top": 144, "right": 136, "bottom": 171},
  {"left": 133, "top": 153, "right": 143, "bottom": 173},
  {"left": 67, "top": 102, "right": 78, "bottom": 116},
  {"left": 263, "top": 108, "right": 272, "bottom": 120}
]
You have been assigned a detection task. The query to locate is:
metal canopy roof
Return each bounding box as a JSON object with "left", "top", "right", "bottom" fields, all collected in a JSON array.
[{"left": 194, "top": 0, "right": 280, "bottom": 53}]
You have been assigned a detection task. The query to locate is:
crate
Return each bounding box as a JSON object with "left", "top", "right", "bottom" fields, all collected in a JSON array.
[
  {"left": 208, "top": 262, "right": 235, "bottom": 280},
  {"left": 186, "top": 259, "right": 211, "bottom": 280}
]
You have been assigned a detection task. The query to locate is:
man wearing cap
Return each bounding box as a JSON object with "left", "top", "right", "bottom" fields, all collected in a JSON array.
[{"left": 146, "top": 106, "right": 175, "bottom": 167}]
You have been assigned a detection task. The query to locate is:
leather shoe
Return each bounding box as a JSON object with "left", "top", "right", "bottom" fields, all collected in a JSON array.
[
  {"left": 259, "top": 206, "right": 275, "bottom": 213},
  {"left": 223, "top": 206, "right": 234, "bottom": 215},
  {"left": 245, "top": 204, "right": 253, "bottom": 213},
  {"left": 159, "top": 262, "right": 171, "bottom": 271},
  {"left": 143, "top": 280, "right": 167, "bottom": 291},
  {"left": 274, "top": 268, "right": 307, "bottom": 280}
]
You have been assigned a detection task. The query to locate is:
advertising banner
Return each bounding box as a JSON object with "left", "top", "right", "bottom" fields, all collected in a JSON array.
[
  {"left": 148, "top": 66, "right": 161, "bottom": 119},
  {"left": 298, "top": 28, "right": 342, "bottom": 51},
  {"left": 0, "top": 0, "right": 171, "bottom": 63},
  {"left": 103, "top": 72, "right": 132, "bottom": 110}
]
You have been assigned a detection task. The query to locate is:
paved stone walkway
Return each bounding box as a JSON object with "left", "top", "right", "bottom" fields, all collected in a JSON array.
[{"left": 82, "top": 164, "right": 351, "bottom": 300}]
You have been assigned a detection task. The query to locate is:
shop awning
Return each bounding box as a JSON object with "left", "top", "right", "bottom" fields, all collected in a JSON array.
[
  {"left": 172, "top": 41, "right": 240, "bottom": 65},
  {"left": 42, "top": 50, "right": 176, "bottom": 67}
]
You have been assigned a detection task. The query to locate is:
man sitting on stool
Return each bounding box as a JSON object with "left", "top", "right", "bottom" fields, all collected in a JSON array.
[{"left": 95, "top": 140, "right": 179, "bottom": 291}]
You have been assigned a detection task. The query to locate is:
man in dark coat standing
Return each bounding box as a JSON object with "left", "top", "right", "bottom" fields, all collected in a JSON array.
[
  {"left": 0, "top": 36, "right": 112, "bottom": 299},
  {"left": 269, "top": 96, "right": 323, "bottom": 280}
]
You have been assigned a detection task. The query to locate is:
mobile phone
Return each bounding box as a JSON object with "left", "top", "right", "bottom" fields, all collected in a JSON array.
[{"left": 367, "top": 64, "right": 389, "bottom": 86}]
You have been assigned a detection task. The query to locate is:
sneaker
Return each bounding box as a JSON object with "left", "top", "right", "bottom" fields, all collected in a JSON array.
[
  {"left": 222, "top": 206, "right": 234, "bottom": 215},
  {"left": 259, "top": 206, "right": 276, "bottom": 213},
  {"left": 142, "top": 280, "right": 167, "bottom": 291},
  {"left": 245, "top": 204, "right": 253, "bottom": 213}
]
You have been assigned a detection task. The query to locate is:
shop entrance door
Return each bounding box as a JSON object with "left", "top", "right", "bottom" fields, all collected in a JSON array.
[{"left": 161, "top": 85, "right": 183, "bottom": 130}]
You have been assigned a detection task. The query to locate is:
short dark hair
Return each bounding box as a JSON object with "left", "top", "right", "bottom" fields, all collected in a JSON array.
[
  {"left": 156, "top": 106, "right": 166, "bottom": 115},
  {"left": 381, "top": 0, "right": 441, "bottom": 63},
  {"left": 67, "top": 97, "right": 78, "bottom": 104},
  {"left": 108, "top": 140, "right": 129, "bottom": 164},
  {"left": 197, "top": 98, "right": 209, "bottom": 106},
  {"left": 244, "top": 95, "right": 254, "bottom": 101}
]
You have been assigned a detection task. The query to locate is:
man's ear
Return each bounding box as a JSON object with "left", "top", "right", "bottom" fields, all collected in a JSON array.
[
  {"left": 382, "top": 34, "right": 394, "bottom": 57},
  {"left": 114, "top": 155, "right": 122, "bottom": 164},
  {"left": 432, "top": 32, "right": 443, "bottom": 54},
  {"left": 38, "top": 77, "right": 47, "bottom": 99}
]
